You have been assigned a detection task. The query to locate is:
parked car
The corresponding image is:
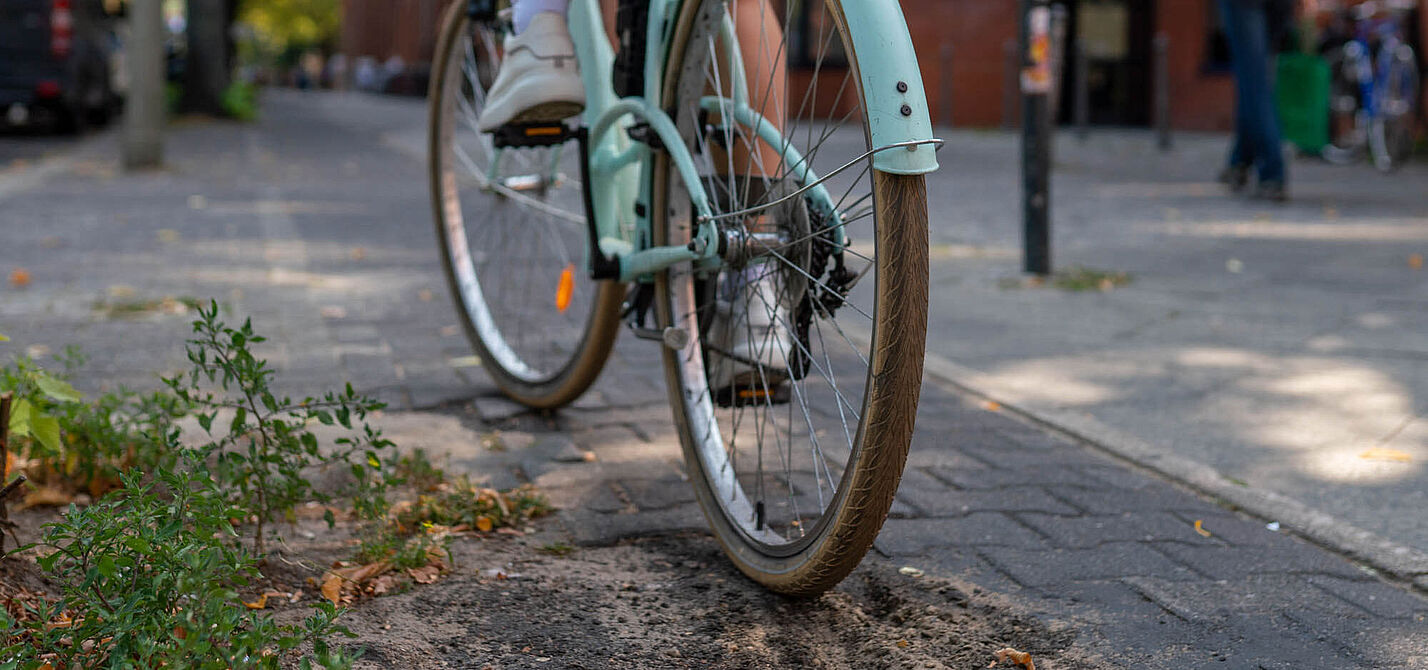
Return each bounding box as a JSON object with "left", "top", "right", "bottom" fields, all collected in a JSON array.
[{"left": 0, "top": 0, "right": 121, "bottom": 133}]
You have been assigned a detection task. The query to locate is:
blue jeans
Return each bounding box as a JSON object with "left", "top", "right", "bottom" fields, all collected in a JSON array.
[{"left": 1218, "top": 0, "right": 1286, "bottom": 185}]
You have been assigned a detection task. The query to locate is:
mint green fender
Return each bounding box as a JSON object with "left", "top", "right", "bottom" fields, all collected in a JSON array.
[{"left": 838, "top": 0, "right": 939, "bottom": 175}]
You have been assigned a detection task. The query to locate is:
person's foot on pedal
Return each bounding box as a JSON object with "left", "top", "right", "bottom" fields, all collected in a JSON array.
[
  {"left": 477, "top": 12, "right": 585, "bottom": 133},
  {"left": 705, "top": 180, "right": 807, "bottom": 406},
  {"left": 707, "top": 263, "right": 795, "bottom": 404}
]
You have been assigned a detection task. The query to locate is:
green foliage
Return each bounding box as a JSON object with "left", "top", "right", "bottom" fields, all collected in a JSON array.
[
  {"left": 222, "top": 81, "right": 261, "bottom": 122},
  {"left": 0, "top": 348, "right": 186, "bottom": 495},
  {"left": 1, "top": 457, "right": 354, "bottom": 669},
  {"left": 0, "top": 355, "right": 81, "bottom": 456},
  {"left": 166, "top": 301, "right": 394, "bottom": 553},
  {"left": 238, "top": 0, "right": 341, "bottom": 58},
  {"left": 394, "top": 448, "right": 446, "bottom": 493}
]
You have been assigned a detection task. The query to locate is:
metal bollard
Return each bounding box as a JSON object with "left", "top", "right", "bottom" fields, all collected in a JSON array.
[
  {"left": 1048, "top": 4, "right": 1069, "bottom": 124},
  {"left": 1074, "top": 42, "right": 1089, "bottom": 141},
  {"left": 1154, "top": 32, "right": 1172, "bottom": 151},
  {"left": 1003, "top": 39, "right": 1020, "bottom": 130},
  {"left": 1020, "top": 0, "right": 1053, "bottom": 276},
  {"left": 940, "top": 42, "right": 954, "bottom": 128}
]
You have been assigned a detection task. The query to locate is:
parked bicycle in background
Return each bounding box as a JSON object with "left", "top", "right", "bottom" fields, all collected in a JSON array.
[{"left": 1319, "top": 0, "right": 1421, "bottom": 171}]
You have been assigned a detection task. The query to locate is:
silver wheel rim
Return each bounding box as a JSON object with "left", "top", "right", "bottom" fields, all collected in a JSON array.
[
  {"left": 436, "top": 20, "right": 597, "bottom": 384},
  {"left": 663, "top": 0, "right": 882, "bottom": 555}
]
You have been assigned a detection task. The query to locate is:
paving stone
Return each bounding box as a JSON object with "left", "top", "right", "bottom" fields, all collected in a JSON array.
[
  {"left": 1045, "top": 484, "right": 1207, "bottom": 515},
  {"left": 927, "top": 462, "right": 1107, "bottom": 490},
  {"left": 1123, "top": 574, "right": 1369, "bottom": 624},
  {"left": 472, "top": 395, "right": 529, "bottom": 422},
  {"left": 1166, "top": 510, "right": 1297, "bottom": 548},
  {"left": 561, "top": 504, "right": 706, "bottom": 546},
  {"left": 1305, "top": 575, "right": 1428, "bottom": 619},
  {"left": 1151, "top": 542, "right": 1369, "bottom": 581},
  {"left": 619, "top": 477, "right": 696, "bottom": 511},
  {"left": 1016, "top": 511, "right": 1202, "bottom": 549},
  {"left": 979, "top": 542, "right": 1197, "bottom": 587},
  {"left": 1279, "top": 609, "right": 1427, "bottom": 669},
  {"left": 902, "top": 446, "right": 989, "bottom": 471},
  {"left": 897, "top": 485, "right": 1080, "bottom": 518},
  {"left": 873, "top": 514, "right": 1046, "bottom": 557},
  {"left": 1034, "top": 579, "right": 1168, "bottom": 621}
]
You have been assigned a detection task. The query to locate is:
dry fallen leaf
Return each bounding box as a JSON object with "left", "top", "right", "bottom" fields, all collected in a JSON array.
[
  {"left": 1359, "top": 448, "right": 1413, "bottom": 463},
  {"left": 8, "top": 268, "right": 31, "bottom": 287},
  {"left": 243, "top": 593, "right": 269, "bottom": 610},
  {"left": 1410, "top": 253, "right": 1424, "bottom": 270},
  {"left": 350, "top": 247, "right": 366, "bottom": 261},
  {"left": 983, "top": 401, "right": 1001, "bottom": 412},
  {"left": 990, "top": 647, "right": 1035, "bottom": 670},
  {"left": 895, "top": 639, "right": 910, "bottom": 649},
  {"left": 475, "top": 516, "right": 494, "bottom": 532},
  {"left": 408, "top": 565, "right": 442, "bottom": 584},
  {"left": 320, "top": 574, "right": 343, "bottom": 605},
  {"left": 1193, "top": 520, "right": 1212, "bottom": 537}
]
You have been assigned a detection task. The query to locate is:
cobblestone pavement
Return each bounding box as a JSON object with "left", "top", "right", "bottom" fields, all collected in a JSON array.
[{"left": 0, "top": 90, "right": 1425, "bottom": 667}]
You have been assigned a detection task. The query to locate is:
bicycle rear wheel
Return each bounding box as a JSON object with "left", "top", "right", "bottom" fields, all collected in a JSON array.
[
  {"left": 428, "top": 2, "right": 624, "bottom": 408},
  {"left": 654, "top": 0, "right": 929, "bottom": 596}
]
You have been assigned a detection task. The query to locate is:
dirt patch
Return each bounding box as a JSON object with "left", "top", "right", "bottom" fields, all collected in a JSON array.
[{"left": 324, "top": 531, "right": 1107, "bottom": 670}]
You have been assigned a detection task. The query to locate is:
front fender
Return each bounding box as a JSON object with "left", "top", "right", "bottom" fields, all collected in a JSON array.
[{"left": 832, "top": 0, "right": 939, "bottom": 175}]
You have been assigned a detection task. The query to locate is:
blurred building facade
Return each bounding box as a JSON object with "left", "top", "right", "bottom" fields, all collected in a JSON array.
[{"left": 338, "top": 0, "right": 1425, "bottom": 131}]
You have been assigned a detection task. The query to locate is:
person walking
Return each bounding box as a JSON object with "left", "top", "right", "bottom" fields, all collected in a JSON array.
[{"left": 1216, "top": 0, "right": 1292, "bottom": 202}]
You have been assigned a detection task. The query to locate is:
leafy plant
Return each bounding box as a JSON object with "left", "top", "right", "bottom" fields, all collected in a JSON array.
[
  {"left": 1, "top": 456, "right": 354, "bottom": 669},
  {"left": 166, "top": 302, "right": 394, "bottom": 553},
  {"left": 0, "top": 348, "right": 187, "bottom": 497},
  {"left": 0, "top": 355, "right": 82, "bottom": 458}
]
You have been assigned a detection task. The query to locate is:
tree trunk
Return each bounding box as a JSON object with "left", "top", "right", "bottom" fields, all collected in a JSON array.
[{"left": 183, "top": 0, "right": 232, "bottom": 115}]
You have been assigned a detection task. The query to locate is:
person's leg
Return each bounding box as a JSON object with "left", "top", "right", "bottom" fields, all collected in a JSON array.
[
  {"left": 1222, "top": 1, "right": 1286, "bottom": 190},
  {"left": 512, "top": 0, "right": 571, "bottom": 34},
  {"left": 1218, "top": 0, "right": 1256, "bottom": 188},
  {"left": 1240, "top": 5, "right": 1286, "bottom": 188}
]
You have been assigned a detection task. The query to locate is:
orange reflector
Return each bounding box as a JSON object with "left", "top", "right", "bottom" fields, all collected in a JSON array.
[
  {"left": 737, "top": 388, "right": 772, "bottom": 400},
  {"left": 556, "top": 263, "right": 575, "bottom": 313},
  {"left": 525, "top": 126, "right": 563, "bottom": 136}
]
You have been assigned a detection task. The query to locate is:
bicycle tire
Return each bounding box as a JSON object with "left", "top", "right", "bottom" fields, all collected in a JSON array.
[
  {"left": 653, "top": 0, "right": 929, "bottom": 596},
  {"left": 428, "top": 1, "right": 625, "bottom": 409}
]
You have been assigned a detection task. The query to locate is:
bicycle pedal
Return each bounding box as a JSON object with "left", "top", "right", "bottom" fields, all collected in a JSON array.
[
  {"left": 491, "top": 123, "right": 581, "bottom": 149},
  {"left": 714, "top": 383, "right": 790, "bottom": 408}
]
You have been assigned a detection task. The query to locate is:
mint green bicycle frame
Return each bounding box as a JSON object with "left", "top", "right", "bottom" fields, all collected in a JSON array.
[{"left": 554, "top": 0, "right": 939, "bottom": 283}]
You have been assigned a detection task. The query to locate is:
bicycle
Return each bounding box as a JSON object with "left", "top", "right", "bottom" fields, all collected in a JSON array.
[
  {"left": 428, "top": 0, "right": 938, "bottom": 595},
  {"left": 1322, "top": 0, "right": 1420, "bottom": 171}
]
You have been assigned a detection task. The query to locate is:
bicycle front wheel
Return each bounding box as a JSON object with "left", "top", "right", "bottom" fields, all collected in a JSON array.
[
  {"left": 428, "top": 2, "right": 624, "bottom": 408},
  {"left": 654, "top": 0, "right": 929, "bottom": 595}
]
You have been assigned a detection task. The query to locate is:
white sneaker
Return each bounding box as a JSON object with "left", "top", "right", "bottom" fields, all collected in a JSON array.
[
  {"left": 706, "top": 263, "right": 796, "bottom": 395},
  {"left": 705, "top": 179, "right": 808, "bottom": 400},
  {"left": 477, "top": 12, "right": 585, "bottom": 132}
]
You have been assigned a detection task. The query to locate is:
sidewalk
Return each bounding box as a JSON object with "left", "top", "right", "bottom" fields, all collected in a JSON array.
[
  {"left": 0, "top": 90, "right": 1425, "bottom": 667},
  {"left": 917, "top": 128, "right": 1428, "bottom": 586}
]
